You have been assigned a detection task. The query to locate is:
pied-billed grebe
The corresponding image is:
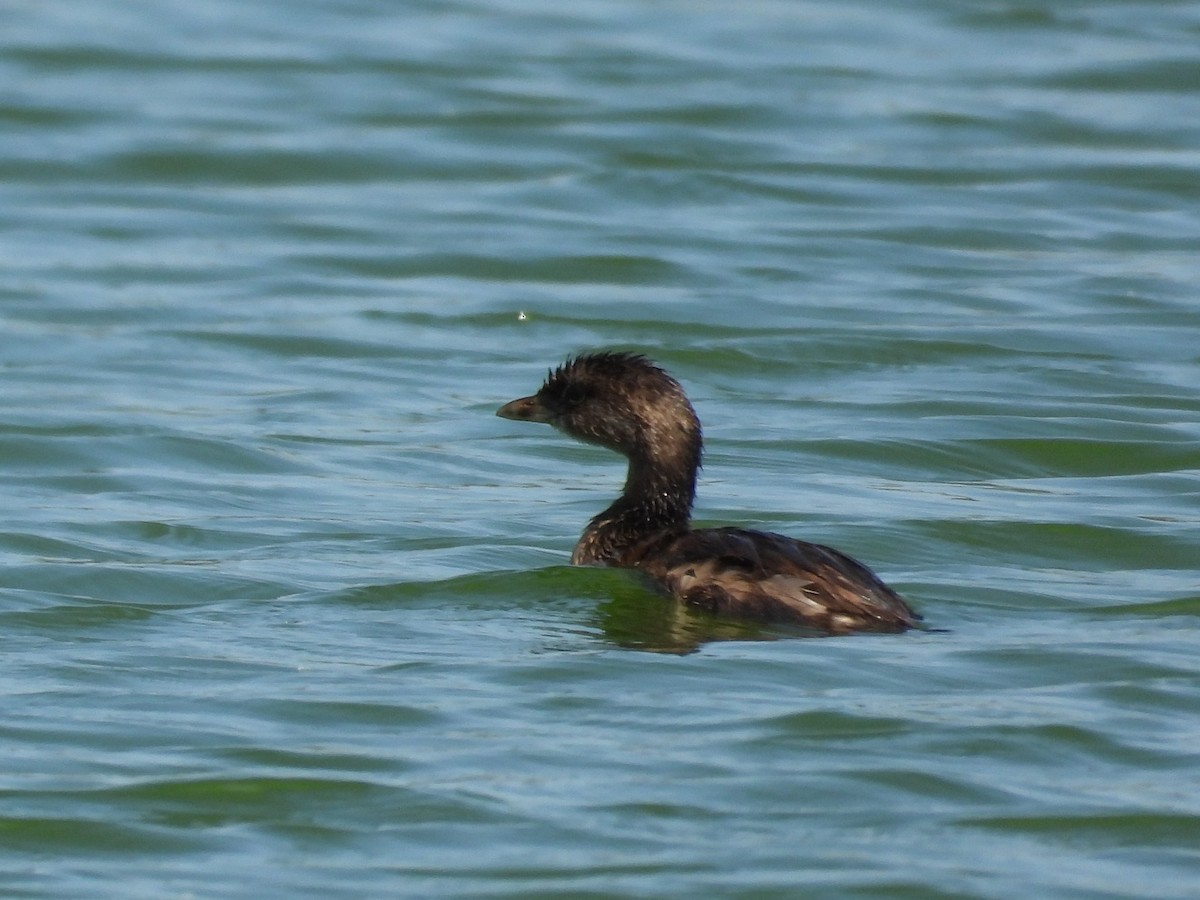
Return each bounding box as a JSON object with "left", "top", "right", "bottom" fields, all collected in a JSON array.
[{"left": 497, "top": 351, "right": 920, "bottom": 634}]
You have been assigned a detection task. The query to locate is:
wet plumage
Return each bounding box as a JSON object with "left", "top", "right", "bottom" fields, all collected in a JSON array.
[{"left": 496, "top": 351, "right": 919, "bottom": 634}]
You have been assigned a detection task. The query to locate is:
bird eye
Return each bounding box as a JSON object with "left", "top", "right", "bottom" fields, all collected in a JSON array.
[{"left": 562, "top": 385, "right": 587, "bottom": 407}]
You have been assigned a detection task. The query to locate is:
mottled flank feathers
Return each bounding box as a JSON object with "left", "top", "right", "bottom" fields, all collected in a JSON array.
[{"left": 633, "top": 528, "right": 917, "bottom": 634}]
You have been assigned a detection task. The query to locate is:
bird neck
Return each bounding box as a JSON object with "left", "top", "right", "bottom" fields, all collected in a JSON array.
[{"left": 572, "top": 442, "right": 699, "bottom": 566}]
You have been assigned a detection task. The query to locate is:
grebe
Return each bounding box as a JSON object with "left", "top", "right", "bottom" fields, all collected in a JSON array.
[{"left": 497, "top": 352, "right": 919, "bottom": 634}]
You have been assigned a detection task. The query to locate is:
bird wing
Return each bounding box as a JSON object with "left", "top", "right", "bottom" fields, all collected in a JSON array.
[{"left": 634, "top": 527, "right": 918, "bottom": 633}]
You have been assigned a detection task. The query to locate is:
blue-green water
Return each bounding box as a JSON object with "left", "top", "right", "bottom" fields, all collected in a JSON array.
[{"left": 3, "top": 0, "right": 1200, "bottom": 896}]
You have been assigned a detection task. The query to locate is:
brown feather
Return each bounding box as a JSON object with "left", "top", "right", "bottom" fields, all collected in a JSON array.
[{"left": 627, "top": 528, "right": 918, "bottom": 633}]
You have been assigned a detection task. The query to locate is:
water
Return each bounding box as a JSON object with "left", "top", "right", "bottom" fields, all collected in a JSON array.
[{"left": 3, "top": 0, "right": 1200, "bottom": 896}]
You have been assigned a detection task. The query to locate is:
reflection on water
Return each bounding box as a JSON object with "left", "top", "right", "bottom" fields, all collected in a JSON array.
[{"left": 591, "top": 573, "right": 798, "bottom": 654}]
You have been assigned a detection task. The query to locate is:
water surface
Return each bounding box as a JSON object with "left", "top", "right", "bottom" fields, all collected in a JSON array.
[{"left": 2, "top": 0, "right": 1199, "bottom": 897}]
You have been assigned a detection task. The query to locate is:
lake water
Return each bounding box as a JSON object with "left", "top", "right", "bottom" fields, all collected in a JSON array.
[{"left": 2, "top": 0, "right": 1199, "bottom": 896}]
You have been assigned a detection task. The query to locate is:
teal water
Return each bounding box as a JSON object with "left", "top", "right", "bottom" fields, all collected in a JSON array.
[{"left": 3, "top": 0, "right": 1200, "bottom": 896}]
